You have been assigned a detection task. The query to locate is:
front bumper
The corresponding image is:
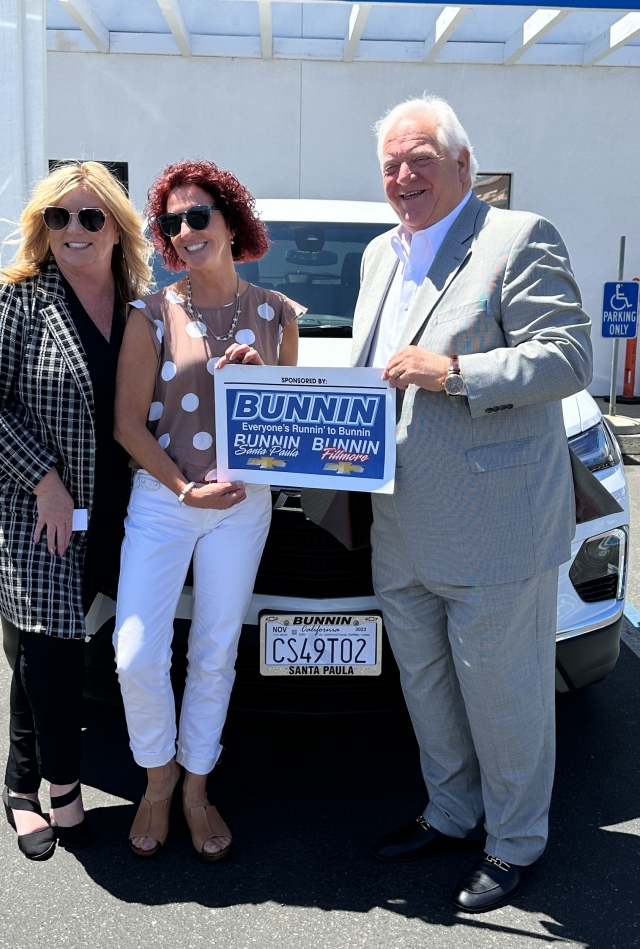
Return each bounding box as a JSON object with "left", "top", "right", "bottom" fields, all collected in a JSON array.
[
  {"left": 555, "top": 614, "right": 623, "bottom": 692},
  {"left": 2, "top": 603, "right": 625, "bottom": 712}
]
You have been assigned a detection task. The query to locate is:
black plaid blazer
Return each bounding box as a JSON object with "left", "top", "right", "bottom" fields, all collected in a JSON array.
[{"left": 0, "top": 259, "right": 96, "bottom": 638}]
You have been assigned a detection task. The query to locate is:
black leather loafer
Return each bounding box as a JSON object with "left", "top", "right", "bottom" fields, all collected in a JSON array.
[
  {"left": 452, "top": 852, "right": 539, "bottom": 913},
  {"left": 373, "top": 815, "right": 480, "bottom": 862}
]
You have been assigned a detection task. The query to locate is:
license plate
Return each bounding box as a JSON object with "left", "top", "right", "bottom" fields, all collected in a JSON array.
[{"left": 259, "top": 612, "right": 382, "bottom": 676}]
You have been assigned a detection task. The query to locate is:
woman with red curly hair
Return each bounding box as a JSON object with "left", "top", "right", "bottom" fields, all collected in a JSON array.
[{"left": 113, "top": 160, "right": 301, "bottom": 862}]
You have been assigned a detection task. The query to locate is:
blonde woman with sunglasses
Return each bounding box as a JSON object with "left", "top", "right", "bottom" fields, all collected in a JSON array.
[{"left": 0, "top": 161, "right": 151, "bottom": 861}]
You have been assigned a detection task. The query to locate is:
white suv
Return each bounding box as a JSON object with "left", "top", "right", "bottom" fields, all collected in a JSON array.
[{"left": 75, "top": 199, "right": 630, "bottom": 710}]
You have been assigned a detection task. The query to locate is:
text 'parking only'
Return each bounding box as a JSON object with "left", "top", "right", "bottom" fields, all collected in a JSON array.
[{"left": 602, "top": 281, "right": 639, "bottom": 339}]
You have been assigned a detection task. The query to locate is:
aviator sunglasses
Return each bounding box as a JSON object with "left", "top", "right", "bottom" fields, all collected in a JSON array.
[
  {"left": 42, "top": 206, "right": 110, "bottom": 233},
  {"left": 156, "top": 205, "right": 220, "bottom": 239}
]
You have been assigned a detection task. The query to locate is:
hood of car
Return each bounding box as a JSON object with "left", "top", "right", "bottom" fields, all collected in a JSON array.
[{"left": 255, "top": 198, "right": 397, "bottom": 226}]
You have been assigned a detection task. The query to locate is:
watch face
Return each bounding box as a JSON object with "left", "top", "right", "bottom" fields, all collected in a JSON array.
[{"left": 444, "top": 373, "right": 465, "bottom": 396}]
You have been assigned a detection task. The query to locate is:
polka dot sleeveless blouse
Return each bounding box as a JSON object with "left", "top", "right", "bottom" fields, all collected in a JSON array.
[{"left": 131, "top": 281, "right": 303, "bottom": 483}]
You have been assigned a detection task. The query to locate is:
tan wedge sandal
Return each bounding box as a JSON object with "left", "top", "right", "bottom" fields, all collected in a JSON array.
[
  {"left": 129, "top": 794, "right": 173, "bottom": 859},
  {"left": 183, "top": 804, "right": 232, "bottom": 863}
]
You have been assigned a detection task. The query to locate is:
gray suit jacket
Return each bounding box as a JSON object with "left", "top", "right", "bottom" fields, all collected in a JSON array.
[{"left": 351, "top": 194, "right": 593, "bottom": 586}]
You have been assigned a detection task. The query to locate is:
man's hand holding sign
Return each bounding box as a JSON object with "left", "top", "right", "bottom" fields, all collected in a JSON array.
[{"left": 383, "top": 346, "right": 449, "bottom": 390}]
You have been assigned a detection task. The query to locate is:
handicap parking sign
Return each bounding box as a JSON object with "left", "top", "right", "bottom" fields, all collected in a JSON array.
[{"left": 602, "top": 281, "right": 639, "bottom": 338}]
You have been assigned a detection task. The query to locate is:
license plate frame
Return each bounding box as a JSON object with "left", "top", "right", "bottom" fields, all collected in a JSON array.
[{"left": 259, "top": 611, "right": 383, "bottom": 677}]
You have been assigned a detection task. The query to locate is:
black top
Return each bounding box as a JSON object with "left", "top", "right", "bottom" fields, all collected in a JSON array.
[{"left": 61, "top": 276, "right": 131, "bottom": 607}]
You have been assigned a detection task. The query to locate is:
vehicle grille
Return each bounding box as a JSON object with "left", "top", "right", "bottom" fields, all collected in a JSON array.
[
  {"left": 253, "top": 509, "right": 374, "bottom": 598},
  {"left": 573, "top": 575, "right": 618, "bottom": 603}
]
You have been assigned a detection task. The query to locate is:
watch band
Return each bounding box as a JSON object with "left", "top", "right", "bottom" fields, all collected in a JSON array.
[
  {"left": 443, "top": 354, "right": 466, "bottom": 396},
  {"left": 441, "top": 354, "right": 461, "bottom": 387}
]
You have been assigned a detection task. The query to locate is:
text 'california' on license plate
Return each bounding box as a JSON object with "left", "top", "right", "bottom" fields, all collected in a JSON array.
[{"left": 259, "top": 612, "right": 382, "bottom": 676}]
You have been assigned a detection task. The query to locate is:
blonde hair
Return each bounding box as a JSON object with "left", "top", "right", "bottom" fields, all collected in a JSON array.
[{"left": 1, "top": 161, "right": 152, "bottom": 306}]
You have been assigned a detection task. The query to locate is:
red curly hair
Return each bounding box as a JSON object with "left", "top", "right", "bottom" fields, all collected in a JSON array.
[{"left": 146, "top": 159, "right": 270, "bottom": 272}]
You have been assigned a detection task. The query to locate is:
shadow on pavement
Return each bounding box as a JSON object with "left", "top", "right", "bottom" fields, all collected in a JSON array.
[{"left": 73, "top": 643, "right": 640, "bottom": 948}]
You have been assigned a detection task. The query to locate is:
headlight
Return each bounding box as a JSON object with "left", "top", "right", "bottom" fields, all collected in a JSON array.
[
  {"left": 569, "top": 527, "right": 628, "bottom": 602},
  {"left": 568, "top": 420, "right": 620, "bottom": 473}
]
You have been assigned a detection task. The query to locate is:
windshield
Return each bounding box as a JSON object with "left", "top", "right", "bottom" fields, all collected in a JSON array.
[{"left": 238, "top": 222, "right": 391, "bottom": 338}]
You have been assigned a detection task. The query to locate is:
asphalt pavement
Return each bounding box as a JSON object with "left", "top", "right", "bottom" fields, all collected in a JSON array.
[{"left": 1, "top": 465, "right": 640, "bottom": 949}]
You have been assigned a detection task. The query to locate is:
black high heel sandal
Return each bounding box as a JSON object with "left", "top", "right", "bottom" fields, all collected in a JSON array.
[
  {"left": 3, "top": 787, "right": 56, "bottom": 861},
  {"left": 51, "top": 783, "right": 91, "bottom": 851}
]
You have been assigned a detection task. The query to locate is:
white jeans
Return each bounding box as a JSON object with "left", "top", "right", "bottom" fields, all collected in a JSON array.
[{"left": 114, "top": 472, "right": 272, "bottom": 775}]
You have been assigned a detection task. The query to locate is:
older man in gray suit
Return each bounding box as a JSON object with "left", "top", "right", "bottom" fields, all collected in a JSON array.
[{"left": 352, "top": 95, "right": 592, "bottom": 913}]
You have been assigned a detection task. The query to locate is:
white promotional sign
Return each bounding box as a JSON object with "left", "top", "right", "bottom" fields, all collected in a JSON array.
[{"left": 214, "top": 365, "right": 396, "bottom": 494}]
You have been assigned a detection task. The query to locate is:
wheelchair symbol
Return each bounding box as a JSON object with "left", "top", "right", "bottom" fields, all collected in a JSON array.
[{"left": 610, "top": 283, "right": 632, "bottom": 311}]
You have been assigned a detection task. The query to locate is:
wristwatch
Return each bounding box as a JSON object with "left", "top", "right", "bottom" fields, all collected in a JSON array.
[{"left": 443, "top": 354, "right": 465, "bottom": 396}]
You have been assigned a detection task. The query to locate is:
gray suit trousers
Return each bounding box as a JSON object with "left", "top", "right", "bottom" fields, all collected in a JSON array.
[{"left": 371, "top": 494, "right": 558, "bottom": 865}]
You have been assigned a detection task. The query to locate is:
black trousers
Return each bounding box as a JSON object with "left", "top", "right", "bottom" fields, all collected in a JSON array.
[{"left": 4, "top": 620, "right": 85, "bottom": 793}]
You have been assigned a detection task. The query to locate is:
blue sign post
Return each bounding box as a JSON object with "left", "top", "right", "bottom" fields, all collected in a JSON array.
[{"left": 602, "top": 281, "right": 639, "bottom": 339}]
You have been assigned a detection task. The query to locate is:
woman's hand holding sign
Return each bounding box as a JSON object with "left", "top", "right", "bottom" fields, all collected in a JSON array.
[
  {"left": 383, "top": 346, "right": 449, "bottom": 391},
  {"left": 216, "top": 343, "right": 264, "bottom": 369},
  {"left": 184, "top": 481, "right": 247, "bottom": 510}
]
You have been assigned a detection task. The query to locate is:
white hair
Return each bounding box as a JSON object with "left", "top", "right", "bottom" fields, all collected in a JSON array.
[{"left": 374, "top": 94, "right": 479, "bottom": 183}]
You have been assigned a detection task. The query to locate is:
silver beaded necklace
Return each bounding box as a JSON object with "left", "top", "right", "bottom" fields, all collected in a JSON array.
[{"left": 185, "top": 274, "right": 241, "bottom": 342}]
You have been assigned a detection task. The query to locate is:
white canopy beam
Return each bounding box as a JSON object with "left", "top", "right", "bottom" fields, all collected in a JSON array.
[
  {"left": 504, "top": 8, "right": 568, "bottom": 64},
  {"left": 424, "top": 7, "right": 470, "bottom": 64},
  {"left": 583, "top": 12, "right": 640, "bottom": 65},
  {"left": 258, "top": 1, "right": 272, "bottom": 59},
  {"left": 57, "top": 0, "right": 109, "bottom": 53},
  {"left": 156, "top": 0, "right": 192, "bottom": 56},
  {"left": 344, "top": 3, "right": 371, "bottom": 62},
  {"left": 0, "top": 0, "right": 48, "bottom": 250}
]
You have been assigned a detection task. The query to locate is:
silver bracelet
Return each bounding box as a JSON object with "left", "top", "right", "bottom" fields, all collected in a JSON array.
[{"left": 177, "top": 481, "right": 196, "bottom": 505}]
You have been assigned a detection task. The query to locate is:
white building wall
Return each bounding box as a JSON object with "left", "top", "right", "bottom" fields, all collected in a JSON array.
[{"left": 47, "top": 52, "right": 640, "bottom": 395}]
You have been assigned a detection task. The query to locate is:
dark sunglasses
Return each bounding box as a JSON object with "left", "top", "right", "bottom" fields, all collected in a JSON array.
[
  {"left": 156, "top": 205, "right": 219, "bottom": 238},
  {"left": 42, "top": 206, "right": 109, "bottom": 233}
]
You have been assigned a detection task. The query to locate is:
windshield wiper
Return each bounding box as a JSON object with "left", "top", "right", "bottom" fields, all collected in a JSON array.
[{"left": 299, "top": 325, "right": 352, "bottom": 337}]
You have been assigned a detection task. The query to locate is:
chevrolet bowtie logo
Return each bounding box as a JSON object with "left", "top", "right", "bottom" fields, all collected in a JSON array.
[
  {"left": 247, "top": 456, "right": 286, "bottom": 470},
  {"left": 324, "top": 462, "right": 365, "bottom": 475}
]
